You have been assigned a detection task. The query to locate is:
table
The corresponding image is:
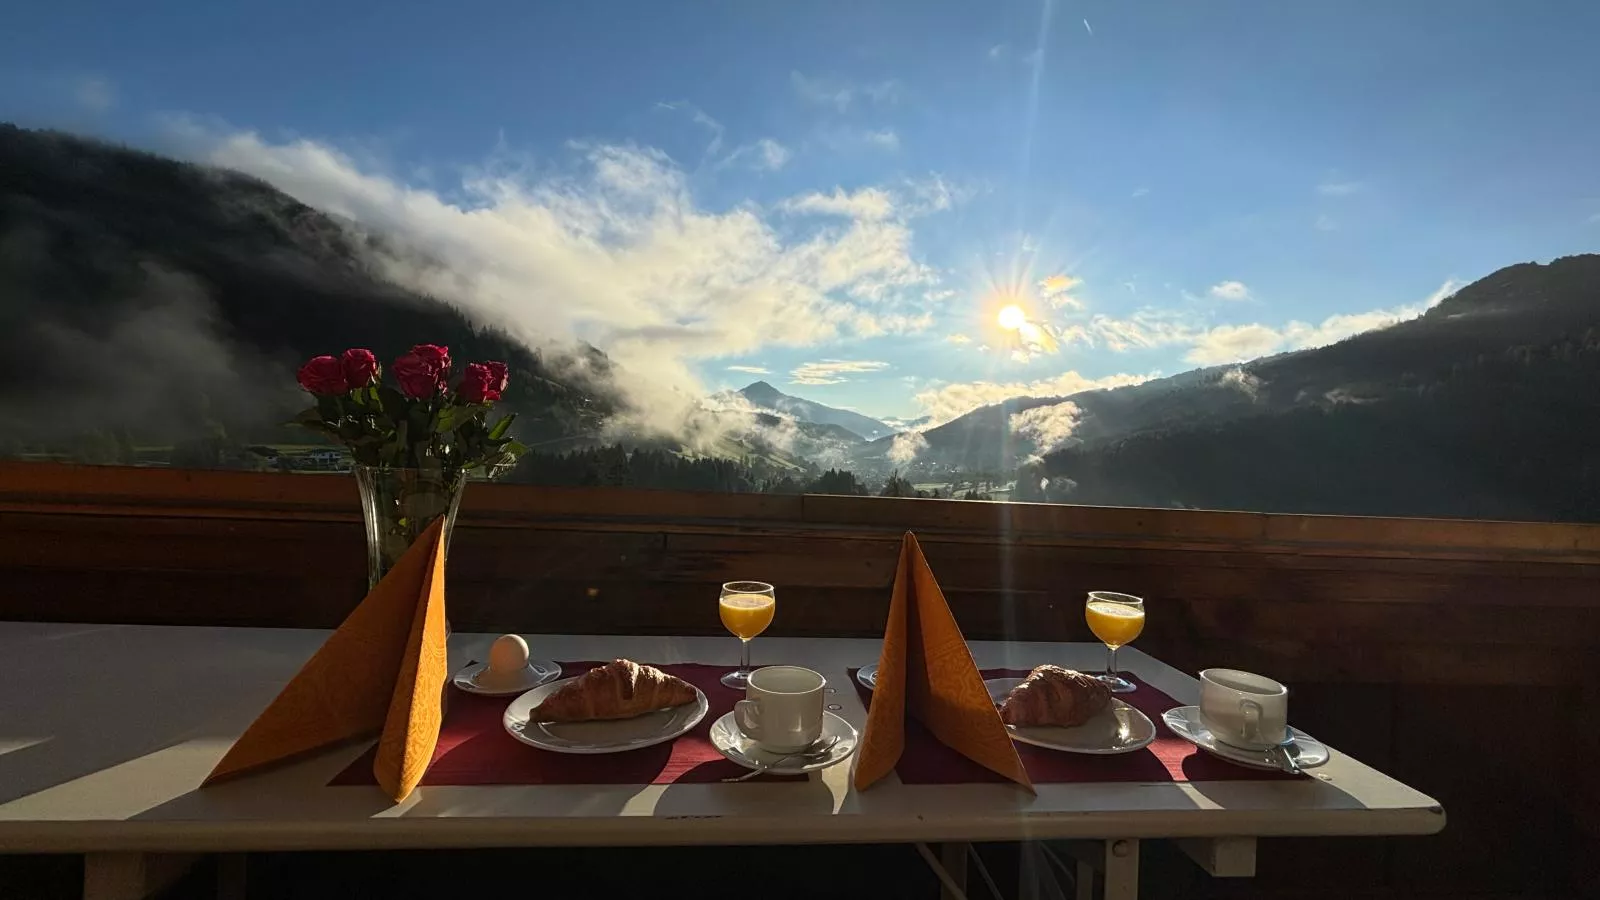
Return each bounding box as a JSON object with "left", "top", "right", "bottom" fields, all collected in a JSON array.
[{"left": 0, "top": 623, "right": 1444, "bottom": 899}]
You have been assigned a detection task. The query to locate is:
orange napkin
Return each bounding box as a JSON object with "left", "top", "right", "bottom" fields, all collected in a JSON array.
[
  {"left": 203, "top": 517, "right": 450, "bottom": 802},
  {"left": 855, "top": 532, "right": 1032, "bottom": 792}
]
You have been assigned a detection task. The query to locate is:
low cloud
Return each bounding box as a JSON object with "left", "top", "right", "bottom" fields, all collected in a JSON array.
[
  {"left": 886, "top": 431, "right": 928, "bottom": 465},
  {"left": 945, "top": 333, "right": 972, "bottom": 345},
  {"left": 1010, "top": 401, "right": 1083, "bottom": 453},
  {"left": 914, "top": 370, "right": 1154, "bottom": 425},
  {"left": 178, "top": 124, "right": 942, "bottom": 443},
  {"left": 1208, "top": 280, "right": 1251, "bottom": 301},
  {"left": 1185, "top": 323, "right": 1281, "bottom": 364},
  {"left": 790, "top": 359, "right": 890, "bottom": 386},
  {"left": 720, "top": 138, "right": 790, "bottom": 172},
  {"left": 726, "top": 365, "right": 770, "bottom": 375},
  {"left": 1218, "top": 366, "right": 1264, "bottom": 400}
]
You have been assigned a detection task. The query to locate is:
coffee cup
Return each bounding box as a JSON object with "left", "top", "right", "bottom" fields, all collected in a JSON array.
[
  {"left": 734, "top": 666, "right": 825, "bottom": 753},
  {"left": 1199, "top": 668, "right": 1288, "bottom": 750}
]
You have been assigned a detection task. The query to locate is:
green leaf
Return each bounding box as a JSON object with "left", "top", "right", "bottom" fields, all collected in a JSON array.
[
  {"left": 487, "top": 413, "right": 516, "bottom": 441},
  {"left": 315, "top": 395, "right": 342, "bottom": 421}
]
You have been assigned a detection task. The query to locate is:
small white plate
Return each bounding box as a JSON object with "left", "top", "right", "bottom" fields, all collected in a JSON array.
[
  {"left": 1162, "top": 706, "right": 1329, "bottom": 771},
  {"left": 856, "top": 664, "right": 878, "bottom": 690},
  {"left": 503, "top": 676, "right": 709, "bottom": 755},
  {"left": 452, "top": 660, "right": 562, "bottom": 697},
  {"left": 709, "top": 711, "right": 860, "bottom": 775},
  {"left": 984, "top": 677, "right": 1157, "bottom": 755}
]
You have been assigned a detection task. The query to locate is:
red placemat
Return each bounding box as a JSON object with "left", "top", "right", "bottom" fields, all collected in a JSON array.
[
  {"left": 850, "top": 668, "right": 1296, "bottom": 784},
  {"left": 331, "top": 661, "right": 797, "bottom": 787}
]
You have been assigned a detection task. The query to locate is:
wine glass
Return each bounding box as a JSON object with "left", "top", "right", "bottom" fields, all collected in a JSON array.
[
  {"left": 719, "top": 581, "right": 776, "bottom": 690},
  {"left": 1085, "top": 591, "right": 1145, "bottom": 693}
]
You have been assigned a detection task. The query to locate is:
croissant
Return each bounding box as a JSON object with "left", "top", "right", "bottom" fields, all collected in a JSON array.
[
  {"left": 998, "top": 665, "right": 1111, "bottom": 728},
  {"left": 528, "top": 659, "right": 698, "bottom": 723}
]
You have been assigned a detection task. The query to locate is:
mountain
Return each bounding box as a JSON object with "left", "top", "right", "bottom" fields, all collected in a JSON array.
[
  {"left": 733, "top": 381, "right": 894, "bottom": 440},
  {"left": 0, "top": 124, "right": 613, "bottom": 458},
  {"left": 1040, "top": 255, "right": 1600, "bottom": 521}
]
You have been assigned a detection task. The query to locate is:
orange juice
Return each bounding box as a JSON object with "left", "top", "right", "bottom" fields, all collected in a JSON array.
[
  {"left": 719, "top": 592, "right": 775, "bottom": 640},
  {"left": 1086, "top": 599, "right": 1145, "bottom": 648}
]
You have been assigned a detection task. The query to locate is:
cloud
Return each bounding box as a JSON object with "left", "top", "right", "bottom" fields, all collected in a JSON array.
[
  {"left": 183, "top": 125, "right": 940, "bottom": 442},
  {"left": 1182, "top": 279, "right": 1463, "bottom": 365},
  {"left": 781, "top": 187, "right": 895, "bottom": 221},
  {"left": 1010, "top": 401, "right": 1084, "bottom": 453},
  {"left": 945, "top": 333, "right": 972, "bottom": 345},
  {"left": 886, "top": 431, "right": 928, "bottom": 465},
  {"left": 1588, "top": 212, "right": 1600, "bottom": 225},
  {"left": 790, "top": 71, "right": 901, "bottom": 112},
  {"left": 862, "top": 129, "right": 900, "bottom": 152},
  {"left": 1208, "top": 280, "right": 1251, "bottom": 301},
  {"left": 655, "top": 100, "right": 724, "bottom": 156},
  {"left": 726, "top": 365, "right": 770, "bottom": 375},
  {"left": 988, "top": 43, "right": 1008, "bottom": 60},
  {"left": 1039, "top": 273, "right": 1083, "bottom": 309},
  {"left": 1218, "top": 366, "right": 1263, "bottom": 400},
  {"left": 913, "top": 371, "right": 1154, "bottom": 425},
  {"left": 720, "top": 137, "right": 790, "bottom": 171},
  {"left": 1131, "top": 187, "right": 1150, "bottom": 198},
  {"left": 1316, "top": 180, "right": 1363, "bottom": 197},
  {"left": 74, "top": 76, "right": 115, "bottom": 113},
  {"left": 1184, "top": 324, "right": 1284, "bottom": 364},
  {"left": 790, "top": 359, "right": 891, "bottom": 386},
  {"left": 1315, "top": 214, "right": 1338, "bottom": 232}
]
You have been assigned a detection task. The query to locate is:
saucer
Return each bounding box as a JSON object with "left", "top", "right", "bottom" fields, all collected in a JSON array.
[
  {"left": 856, "top": 664, "right": 878, "bottom": 690},
  {"left": 710, "top": 711, "right": 860, "bottom": 775},
  {"left": 452, "top": 659, "right": 562, "bottom": 696},
  {"left": 983, "top": 678, "right": 1157, "bottom": 754},
  {"left": 1162, "top": 706, "right": 1329, "bottom": 772}
]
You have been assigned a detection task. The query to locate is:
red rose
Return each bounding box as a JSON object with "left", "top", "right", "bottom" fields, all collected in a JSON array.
[
  {"left": 393, "top": 351, "right": 444, "bottom": 399},
  {"left": 340, "top": 348, "right": 379, "bottom": 387},
  {"left": 459, "top": 362, "right": 508, "bottom": 404},
  {"left": 296, "top": 355, "right": 349, "bottom": 395},
  {"left": 409, "top": 344, "right": 451, "bottom": 372}
]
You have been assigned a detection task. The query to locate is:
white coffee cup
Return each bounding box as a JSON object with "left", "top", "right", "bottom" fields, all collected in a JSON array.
[
  {"left": 1199, "top": 668, "right": 1289, "bottom": 750},
  {"left": 734, "top": 666, "right": 826, "bottom": 753}
]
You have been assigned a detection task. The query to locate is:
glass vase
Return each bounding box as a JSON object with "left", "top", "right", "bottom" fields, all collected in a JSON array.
[{"left": 353, "top": 465, "right": 466, "bottom": 590}]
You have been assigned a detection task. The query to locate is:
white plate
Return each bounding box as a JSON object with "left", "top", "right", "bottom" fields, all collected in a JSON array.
[
  {"left": 502, "top": 676, "right": 709, "bottom": 755},
  {"left": 984, "top": 677, "right": 1157, "bottom": 755},
  {"left": 709, "top": 711, "right": 860, "bottom": 775},
  {"left": 1162, "top": 706, "right": 1328, "bottom": 771},
  {"left": 856, "top": 663, "right": 878, "bottom": 690},
  {"left": 452, "top": 659, "right": 562, "bottom": 696}
]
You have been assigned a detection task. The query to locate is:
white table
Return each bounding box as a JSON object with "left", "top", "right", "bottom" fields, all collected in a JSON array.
[{"left": 0, "top": 623, "right": 1443, "bottom": 899}]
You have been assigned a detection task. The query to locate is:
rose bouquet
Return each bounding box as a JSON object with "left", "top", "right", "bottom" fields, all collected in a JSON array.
[{"left": 294, "top": 344, "right": 525, "bottom": 586}]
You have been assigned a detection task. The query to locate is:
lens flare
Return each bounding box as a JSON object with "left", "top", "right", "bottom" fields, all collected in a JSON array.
[{"left": 997, "top": 304, "right": 1028, "bottom": 331}]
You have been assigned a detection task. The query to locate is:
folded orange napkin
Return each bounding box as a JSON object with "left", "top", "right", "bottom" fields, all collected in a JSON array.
[
  {"left": 855, "top": 532, "right": 1032, "bottom": 792},
  {"left": 203, "top": 517, "right": 450, "bottom": 802}
]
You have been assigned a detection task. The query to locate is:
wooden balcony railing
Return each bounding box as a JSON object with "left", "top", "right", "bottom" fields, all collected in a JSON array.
[{"left": 2, "top": 461, "right": 1598, "bottom": 898}]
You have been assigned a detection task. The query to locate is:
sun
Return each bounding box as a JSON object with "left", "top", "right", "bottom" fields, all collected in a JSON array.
[{"left": 997, "top": 304, "right": 1028, "bottom": 331}]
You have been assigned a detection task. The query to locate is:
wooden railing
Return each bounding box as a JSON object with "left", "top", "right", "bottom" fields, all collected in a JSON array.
[{"left": 2, "top": 461, "right": 1598, "bottom": 897}]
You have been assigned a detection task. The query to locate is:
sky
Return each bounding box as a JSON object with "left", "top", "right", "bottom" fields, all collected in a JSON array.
[{"left": 4, "top": 0, "right": 1599, "bottom": 426}]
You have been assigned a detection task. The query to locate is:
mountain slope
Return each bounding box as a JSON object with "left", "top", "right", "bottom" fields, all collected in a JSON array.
[
  {"left": 1040, "top": 255, "right": 1600, "bottom": 521},
  {"left": 0, "top": 124, "right": 613, "bottom": 453},
  {"left": 734, "top": 381, "right": 893, "bottom": 440}
]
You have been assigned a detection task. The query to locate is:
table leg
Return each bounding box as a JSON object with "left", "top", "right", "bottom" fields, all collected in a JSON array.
[
  {"left": 1101, "top": 839, "right": 1139, "bottom": 900},
  {"left": 941, "top": 843, "right": 970, "bottom": 900},
  {"left": 82, "top": 852, "right": 199, "bottom": 900}
]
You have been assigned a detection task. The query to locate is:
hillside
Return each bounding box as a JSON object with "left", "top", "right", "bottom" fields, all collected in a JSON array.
[
  {"left": 1041, "top": 255, "right": 1600, "bottom": 521},
  {"left": 0, "top": 124, "right": 613, "bottom": 458}
]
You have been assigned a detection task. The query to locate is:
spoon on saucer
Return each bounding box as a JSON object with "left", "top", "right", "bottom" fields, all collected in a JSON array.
[{"left": 722, "top": 736, "right": 842, "bottom": 783}]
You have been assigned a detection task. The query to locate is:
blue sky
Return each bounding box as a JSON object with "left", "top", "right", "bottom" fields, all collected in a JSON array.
[{"left": 5, "top": 0, "right": 1599, "bottom": 424}]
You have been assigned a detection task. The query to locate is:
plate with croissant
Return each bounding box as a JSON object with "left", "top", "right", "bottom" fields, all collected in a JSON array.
[
  {"left": 503, "top": 659, "right": 710, "bottom": 755},
  {"left": 985, "top": 665, "right": 1157, "bottom": 755}
]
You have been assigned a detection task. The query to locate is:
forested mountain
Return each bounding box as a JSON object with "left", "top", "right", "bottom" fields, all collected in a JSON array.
[
  {"left": 0, "top": 124, "right": 612, "bottom": 457},
  {"left": 1042, "top": 255, "right": 1600, "bottom": 521},
  {"left": 732, "top": 381, "right": 893, "bottom": 440}
]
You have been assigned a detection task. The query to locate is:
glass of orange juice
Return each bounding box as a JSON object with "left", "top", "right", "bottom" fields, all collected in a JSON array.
[
  {"left": 1085, "top": 591, "right": 1145, "bottom": 693},
  {"left": 719, "top": 581, "right": 776, "bottom": 689}
]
